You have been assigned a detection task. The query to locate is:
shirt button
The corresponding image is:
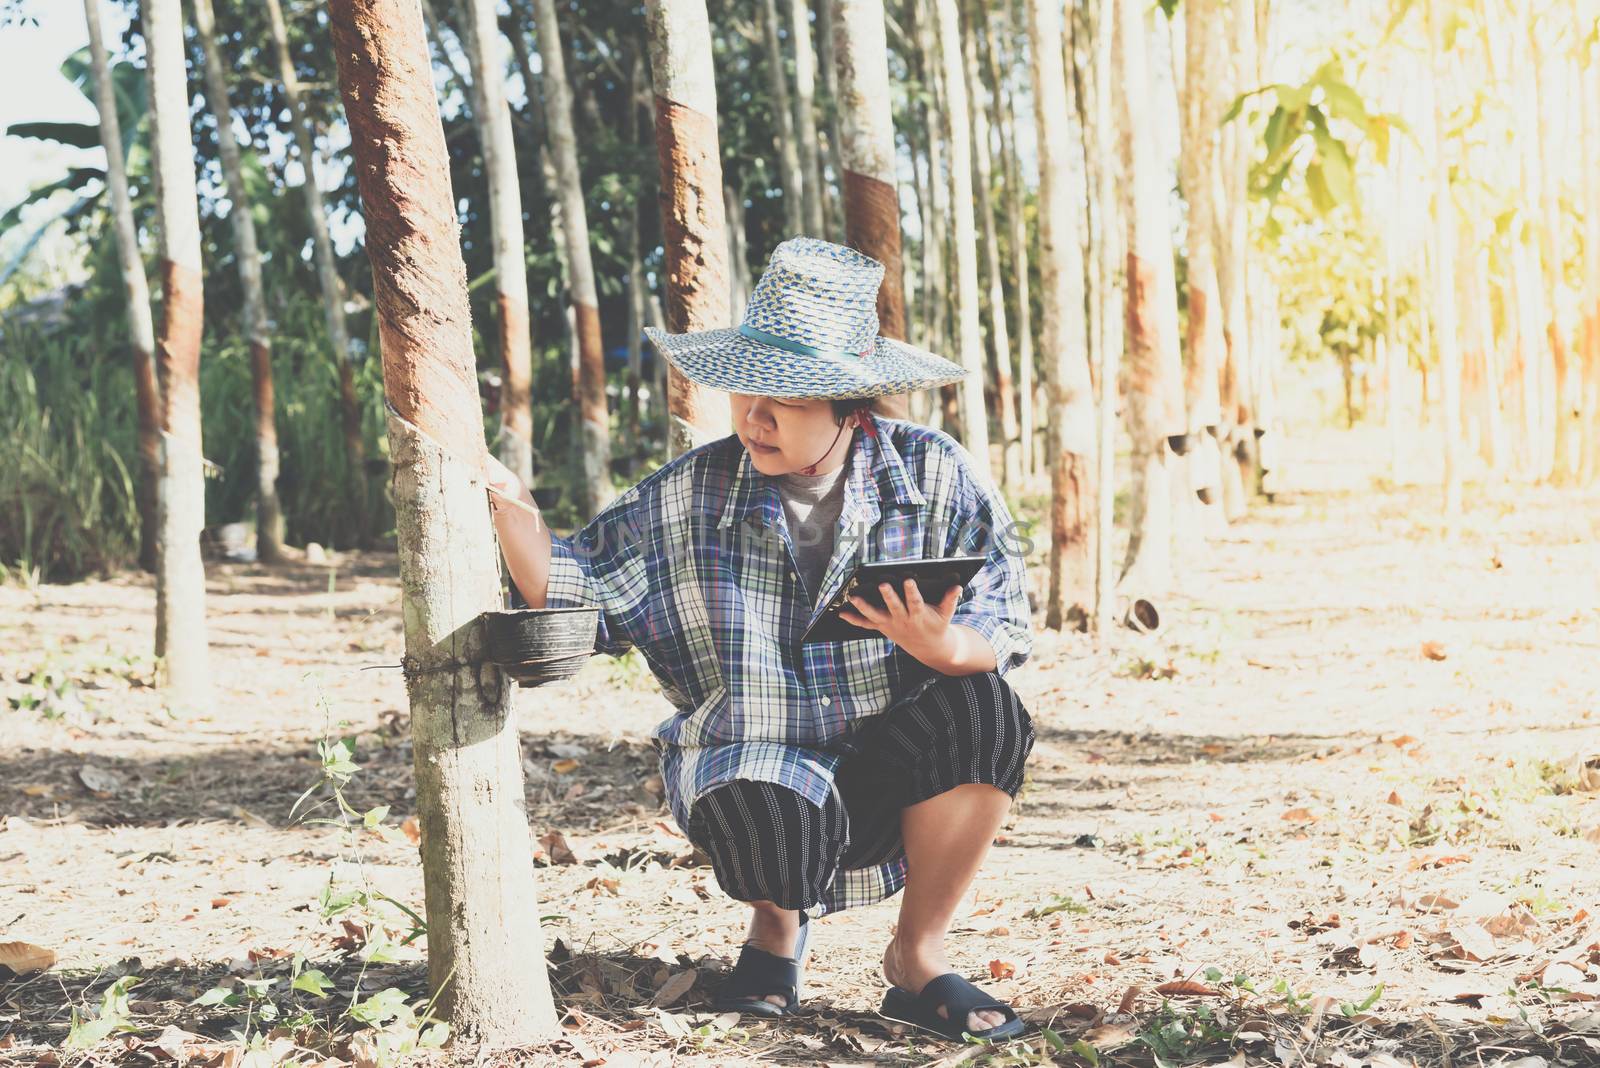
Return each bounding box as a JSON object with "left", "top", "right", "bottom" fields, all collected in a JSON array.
[{"left": 819, "top": 695, "right": 833, "bottom": 707}]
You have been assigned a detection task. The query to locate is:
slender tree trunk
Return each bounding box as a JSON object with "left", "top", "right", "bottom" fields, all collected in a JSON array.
[
  {"left": 193, "top": 0, "right": 284, "bottom": 563},
  {"left": 1114, "top": 0, "right": 1183, "bottom": 596},
  {"left": 145, "top": 0, "right": 211, "bottom": 707},
  {"left": 422, "top": 0, "right": 473, "bottom": 104},
  {"left": 1087, "top": 0, "right": 1123, "bottom": 636},
  {"left": 458, "top": 0, "right": 536, "bottom": 490},
  {"left": 1580, "top": 12, "right": 1600, "bottom": 485},
  {"left": 646, "top": 0, "right": 735, "bottom": 454},
  {"left": 761, "top": 0, "right": 807, "bottom": 235},
  {"left": 1531, "top": 27, "right": 1578, "bottom": 483},
  {"left": 915, "top": 0, "right": 957, "bottom": 432},
  {"left": 833, "top": 0, "right": 910, "bottom": 420},
  {"left": 1425, "top": 1, "right": 1459, "bottom": 518},
  {"left": 1215, "top": 0, "right": 1254, "bottom": 516},
  {"left": 327, "top": 0, "right": 558, "bottom": 1042},
  {"left": 1176, "top": 0, "right": 1225, "bottom": 521},
  {"left": 532, "top": 0, "right": 614, "bottom": 516},
  {"left": 816, "top": 0, "right": 847, "bottom": 240},
  {"left": 934, "top": 0, "right": 991, "bottom": 476},
  {"left": 726, "top": 181, "right": 751, "bottom": 318},
  {"left": 789, "top": 0, "right": 827, "bottom": 235},
  {"left": 85, "top": 0, "right": 161, "bottom": 573},
  {"left": 265, "top": 0, "right": 368, "bottom": 543},
  {"left": 962, "top": 0, "right": 1018, "bottom": 486},
  {"left": 992, "top": 0, "right": 1033, "bottom": 480},
  {"left": 1030, "top": 0, "right": 1094, "bottom": 630}
]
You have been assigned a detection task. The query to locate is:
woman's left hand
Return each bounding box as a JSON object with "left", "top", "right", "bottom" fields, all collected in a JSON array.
[{"left": 839, "top": 580, "right": 962, "bottom": 666}]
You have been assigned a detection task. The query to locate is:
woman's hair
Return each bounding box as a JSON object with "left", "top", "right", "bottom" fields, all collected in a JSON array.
[{"left": 830, "top": 398, "right": 874, "bottom": 425}]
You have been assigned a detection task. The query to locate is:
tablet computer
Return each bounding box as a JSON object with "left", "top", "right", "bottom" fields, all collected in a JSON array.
[{"left": 801, "top": 554, "right": 987, "bottom": 643}]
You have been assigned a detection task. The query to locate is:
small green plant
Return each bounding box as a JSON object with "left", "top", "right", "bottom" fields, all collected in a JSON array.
[
  {"left": 67, "top": 976, "right": 141, "bottom": 1048},
  {"left": 1026, "top": 894, "right": 1089, "bottom": 918}
]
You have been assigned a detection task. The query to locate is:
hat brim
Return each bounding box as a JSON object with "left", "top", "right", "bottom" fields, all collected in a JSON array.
[{"left": 643, "top": 325, "right": 968, "bottom": 399}]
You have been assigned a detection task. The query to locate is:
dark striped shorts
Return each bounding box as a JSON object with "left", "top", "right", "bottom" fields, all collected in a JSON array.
[{"left": 684, "top": 670, "right": 1034, "bottom": 913}]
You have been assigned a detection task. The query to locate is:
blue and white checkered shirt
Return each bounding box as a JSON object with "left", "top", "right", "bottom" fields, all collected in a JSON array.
[{"left": 538, "top": 417, "right": 1032, "bottom": 914}]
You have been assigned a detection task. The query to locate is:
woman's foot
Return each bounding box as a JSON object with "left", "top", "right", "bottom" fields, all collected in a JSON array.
[
  {"left": 745, "top": 903, "right": 803, "bottom": 1009},
  {"left": 883, "top": 934, "right": 1007, "bottom": 1034}
]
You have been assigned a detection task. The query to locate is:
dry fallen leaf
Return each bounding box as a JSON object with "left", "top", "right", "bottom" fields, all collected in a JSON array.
[
  {"left": 551, "top": 759, "right": 581, "bottom": 774},
  {"left": 1154, "top": 980, "right": 1221, "bottom": 997},
  {"left": 1281, "top": 807, "right": 1317, "bottom": 822},
  {"left": 1386, "top": 791, "right": 1405, "bottom": 806},
  {"left": 1449, "top": 922, "right": 1497, "bottom": 962},
  {"left": 1085, "top": 1022, "right": 1136, "bottom": 1050},
  {"left": 1420, "top": 641, "right": 1448, "bottom": 661},
  {"left": 988, "top": 959, "right": 1016, "bottom": 979},
  {"left": 539, "top": 831, "right": 577, "bottom": 865},
  {"left": 650, "top": 968, "right": 697, "bottom": 1008},
  {"left": 78, "top": 765, "right": 124, "bottom": 797},
  {"left": 0, "top": 941, "right": 56, "bottom": 976},
  {"left": 1116, "top": 985, "right": 1142, "bottom": 1014},
  {"left": 400, "top": 816, "right": 421, "bottom": 844},
  {"left": 210, "top": 897, "right": 231, "bottom": 909}
]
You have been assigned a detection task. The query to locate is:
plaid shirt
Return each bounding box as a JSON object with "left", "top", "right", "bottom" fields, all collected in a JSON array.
[{"left": 539, "top": 417, "right": 1032, "bottom": 915}]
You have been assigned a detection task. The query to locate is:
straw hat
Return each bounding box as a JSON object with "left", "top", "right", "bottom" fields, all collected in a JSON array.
[{"left": 643, "top": 236, "right": 968, "bottom": 399}]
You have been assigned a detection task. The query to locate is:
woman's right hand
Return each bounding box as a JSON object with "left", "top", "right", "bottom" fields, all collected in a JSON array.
[{"left": 484, "top": 453, "right": 533, "bottom": 511}]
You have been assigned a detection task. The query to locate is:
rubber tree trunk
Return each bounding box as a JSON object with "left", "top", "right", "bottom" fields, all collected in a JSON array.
[
  {"left": 789, "top": 0, "right": 827, "bottom": 235},
  {"left": 991, "top": 0, "right": 1033, "bottom": 479},
  {"left": 962, "top": 0, "right": 1019, "bottom": 487},
  {"left": 761, "top": 0, "right": 807, "bottom": 236},
  {"left": 816, "top": 0, "right": 847, "bottom": 240},
  {"left": 1215, "top": 0, "right": 1254, "bottom": 518},
  {"left": 1580, "top": 15, "right": 1600, "bottom": 485},
  {"left": 727, "top": 181, "right": 751, "bottom": 318},
  {"left": 912, "top": 0, "right": 949, "bottom": 370},
  {"left": 85, "top": 0, "right": 161, "bottom": 573},
  {"left": 1114, "top": 0, "right": 1184, "bottom": 596},
  {"left": 645, "top": 0, "right": 735, "bottom": 455},
  {"left": 193, "top": 0, "right": 284, "bottom": 563},
  {"left": 1176, "top": 0, "right": 1225, "bottom": 519},
  {"left": 1426, "top": 0, "right": 1463, "bottom": 519},
  {"left": 1532, "top": 26, "right": 1578, "bottom": 484},
  {"left": 265, "top": 0, "right": 367, "bottom": 543},
  {"left": 532, "top": 0, "right": 614, "bottom": 516},
  {"left": 145, "top": 0, "right": 211, "bottom": 708},
  {"left": 934, "top": 0, "right": 991, "bottom": 477},
  {"left": 1089, "top": 0, "right": 1123, "bottom": 636},
  {"left": 1030, "top": 0, "right": 1095, "bottom": 630},
  {"left": 832, "top": 0, "right": 910, "bottom": 421},
  {"left": 327, "top": 0, "right": 559, "bottom": 1043},
  {"left": 459, "top": 0, "right": 535, "bottom": 491},
  {"left": 623, "top": 49, "right": 647, "bottom": 450}
]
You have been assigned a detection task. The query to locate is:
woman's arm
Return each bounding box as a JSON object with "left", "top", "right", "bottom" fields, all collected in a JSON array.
[{"left": 485, "top": 455, "right": 553, "bottom": 608}]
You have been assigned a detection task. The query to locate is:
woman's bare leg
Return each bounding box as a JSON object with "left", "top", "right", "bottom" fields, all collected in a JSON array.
[
  {"left": 745, "top": 900, "right": 802, "bottom": 1009},
  {"left": 882, "top": 783, "right": 1012, "bottom": 1032}
]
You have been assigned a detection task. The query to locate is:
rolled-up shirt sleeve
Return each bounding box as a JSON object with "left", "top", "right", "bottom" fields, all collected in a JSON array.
[
  {"left": 942, "top": 457, "right": 1033, "bottom": 676},
  {"left": 513, "top": 491, "right": 651, "bottom": 659}
]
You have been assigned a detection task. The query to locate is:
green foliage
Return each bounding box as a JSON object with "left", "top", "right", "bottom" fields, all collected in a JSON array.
[
  {"left": 0, "top": 325, "right": 141, "bottom": 581},
  {"left": 67, "top": 976, "right": 141, "bottom": 1048}
]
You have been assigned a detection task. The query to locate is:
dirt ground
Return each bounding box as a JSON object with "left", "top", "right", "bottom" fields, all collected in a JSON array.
[{"left": 3, "top": 426, "right": 1600, "bottom": 1067}]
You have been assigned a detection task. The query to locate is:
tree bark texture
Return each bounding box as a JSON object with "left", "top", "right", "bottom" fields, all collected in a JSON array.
[
  {"left": 934, "top": 0, "right": 991, "bottom": 476},
  {"left": 832, "top": 0, "right": 909, "bottom": 420},
  {"left": 265, "top": 0, "right": 368, "bottom": 542},
  {"left": 1029, "top": 0, "right": 1095, "bottom": 630},
  {"left": 460, "top": 0, "right": 535, "bottom": 490},
  {"left": 789, "top": 0, "right": 827, "bottom": 235},
  {"left": 193, "top": 0, "right": 284, "bottom": 563},
  {"left": 327, "top": 0, "right": 560, "bottom": 1043},
  {"left": 85, "top": 0, "right": 162, "bottom": 573},
  {"left": 1426, "top": 0, "right": 1462, "bottom": 518},
  {"left": 1176, "top": 0, "right": 1224, "bottom": 481},
  {"left": 645, "top": 0, "right": 735, "bottom": 454},
  {"left": 991, "top": 0, "right": 1033, "bottom": 479},
  {"left": 962, "top": 0, "right": 1018, "bottom": 487},
  {"left": 145, "top": 0, "right": 211, "bottom": 707},
  {"left": 761, "top": 0, "right": 808, "bottom": 236}
]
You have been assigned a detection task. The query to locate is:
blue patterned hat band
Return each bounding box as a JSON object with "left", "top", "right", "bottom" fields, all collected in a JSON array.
[{"left": 643, "top": 236, "right": 968, "bottom": 400}]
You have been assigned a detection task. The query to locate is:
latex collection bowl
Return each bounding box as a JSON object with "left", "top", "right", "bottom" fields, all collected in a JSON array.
[{"left": 483, "top": 607, "right": 599, "bottom": 687}]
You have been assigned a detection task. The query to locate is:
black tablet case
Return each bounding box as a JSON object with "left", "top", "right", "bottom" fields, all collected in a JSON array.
[{"left": 800, "top": 554, "right": 987, "bottom": 643}]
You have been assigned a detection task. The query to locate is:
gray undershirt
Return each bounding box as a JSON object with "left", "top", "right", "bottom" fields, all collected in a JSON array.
[{"left": 776, "top": 460, "right": 850, "bottom": 605}]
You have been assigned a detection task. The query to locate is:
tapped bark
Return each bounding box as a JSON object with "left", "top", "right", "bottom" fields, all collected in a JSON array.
[
  {"left": 327, "top": 0, "right": 559, "bottom": 1043},
  {"left": 193, "top": 0, "right": 284, "bottom": 563},
  {"left": 459, "top": 0, "right": 535, "bottom": 490},
  {"left": 832, "top": 0, "right": 910, "bottom": 421},
  {"left": 962, "top": 0, "right": 1018, "bottom": 487},
  {"left": 145, "top": 0, "right": 211, "bottom": 709},
  {"left": 533, "top": 0, "right": 614, "bottom": 517},
  {"left": 265, "top": 0, "right": 368, "bottom": 545},
  {"left": 934, "top": 0, "right": 991, "bottom": 476},
  {"left": 84, "top": 0, "right": 161, "bottom": 573},
  {"left": 1029, "top": 0, "right": 1095, "bottom": 629},
  {"left": 646, "top": 0, "right": 736, "bottom": 454}
]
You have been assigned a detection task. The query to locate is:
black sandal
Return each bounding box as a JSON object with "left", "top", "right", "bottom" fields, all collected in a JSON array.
[
  {"left": 880, "top": 972, "right": 1027, "bottom": 1042},
  {"left": 711, "top": 914, "right": 812, "bottom": 1017}
]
